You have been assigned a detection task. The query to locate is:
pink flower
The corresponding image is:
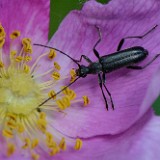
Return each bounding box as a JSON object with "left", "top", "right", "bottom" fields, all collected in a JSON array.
[
  {"left": 0, "top": 0, "right": 83, "bottom": 159},
  {"left": 46, "top": 0, "right": 160, "bottom": 159},
  {"left": 0, "top": 0, "right": 160, "bottom": 160}
]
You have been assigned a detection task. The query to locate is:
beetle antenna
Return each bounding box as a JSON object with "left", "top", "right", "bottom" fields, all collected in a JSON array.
[
  {"left": 34, "top": 43, "right": 81, "bottom": 67},
  {"left": 38, "top": 76, "right": 81, "bottom": 107}
]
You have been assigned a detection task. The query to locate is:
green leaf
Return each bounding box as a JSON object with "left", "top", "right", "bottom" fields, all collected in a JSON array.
[
  {"left": 49, "top": 0, "right": 110, "bottom": 39},
  {"left": 153, "top": 97, "right": 160, "bottom": 115}
]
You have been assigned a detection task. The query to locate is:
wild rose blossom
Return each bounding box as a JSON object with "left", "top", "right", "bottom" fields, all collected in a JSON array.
[
  {"left": 0, "top": 0, "right": 85, "bottom": 159},
  {"left": 1, "top": 0, "right": 160, "bottom": 160},
  {"left": 47, "top": 0, "right": 160, "bottom": 159}
]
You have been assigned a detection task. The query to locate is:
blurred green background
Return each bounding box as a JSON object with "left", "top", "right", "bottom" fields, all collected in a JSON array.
[{"left": 49, "top": 0, "right": 160, "bottom": 115}]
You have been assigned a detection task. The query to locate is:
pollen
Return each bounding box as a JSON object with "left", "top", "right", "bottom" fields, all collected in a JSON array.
[
  {"left": 83, "top": 96, "right": 90, "bottom": 106},
  {"left": 54, "top": 61, "right": 61, "bottom": 70},
  {"left": 2, "top": 129, "right": 13, "bottom": 138},
  {"left": 24, "top": 56, "right": 32, "bottom": 62},
  {"left": 74, "top": 139, "right": 83, "bottom": 150},
  {"left": 15, "top": 56, "right": 23, "bottom": 62},
  {"left": 10, "top": 50, "right": 17, "bottom": 56},
  {"left": 0, "top": 24, "right": 6, "bottom": 38},
  {"left": 31, "top": 153, "right": 40, "bottom": 160},
  {"left": 7, "top": 143, "right": 15, "bottom": 157},
  {"left": 59, "top": 137, "right": 67, "bottom": 150},
  {"left": 10, "top": 31, "right": 20, "bottom": 39},
  {"left": 0, "top": 37, "right": 5, "bottom": 48},
  {"left": 0, "top": 23, "right": 86, "bottom": 159},
  {"left": 70, "top": 69, "right": 76, "bottom": 82},
  {"left": 0, "top": 61, "right": 4, "bottom": 68},
  {"left": 23, "top": 64, "right": 30, "bottom": 74},
  {"left": 22, "top": 38, "right": 32, "bottom": 53},
  {"left": 70, "top": 69, "right": 76, "bottom": 77},
  {"left": 31, "top": 139, "right": 39, "bottom": 149},
  {"left": 62, "top": 86, "right": 76, "bottom": 100},
  {"left": 48, "top": 49, "right": 56, "bottom": 60},
  {"left": 48, "top": 90, "right": 56, "bottom": 99},
  {"left": 22, "top": 138, "right": 31, "bottom": 149},
  {"left": 52, "top": 71, "right": 60, "bottom": 80},
  {"left": 17, "top": 123, "right": 25, "bottom": 133}
]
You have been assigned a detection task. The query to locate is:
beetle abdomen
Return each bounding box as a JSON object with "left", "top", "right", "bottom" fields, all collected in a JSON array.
[{"left": 100, "top": 46, "right": 148, "bottom": 72}]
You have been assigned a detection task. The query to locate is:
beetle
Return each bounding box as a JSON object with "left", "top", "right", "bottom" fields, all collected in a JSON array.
[{"left": 34, "top": 25, "right": 160, "bottom": 110}]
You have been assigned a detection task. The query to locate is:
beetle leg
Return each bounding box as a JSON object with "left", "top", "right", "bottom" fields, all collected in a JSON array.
[
  {"left": 76, "top": 55, "right": 93, "bottom": 64},
  {"left": 98, "top": 73, "right": 109, "bottom": 110},
  {"left": 102, "top": 73, "right": 114, "bottom": 110},
  {"left": 127, "top": 54, "right": 160, "bottom": 70},
  {"left": 117, "top": 25, "right": 158, "bottom": 51},
  {"left": 93, "top": 26, "right": 102, "bottom": 59}
]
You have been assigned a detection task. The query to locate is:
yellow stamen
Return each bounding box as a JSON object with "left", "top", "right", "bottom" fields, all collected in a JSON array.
[
  {"left": 22, "top": 38, "right": 32, "bottom": 54},
  {"left": 37, "top": 119, "right": 47, "bottom": 133},
  {"left": 6, "top": 120, "right": 17, "bottom": 129},
  {"left": 10, "top": 50, "right": 17, "bottom": 57},
  {"left": 7, "top": 113, "right": 17, "bottom": 121},
  {"left": 32, "top": 153, "right": 40, "bottom": 160},
  {"left": 48, "top": 49, "right": 56, "bottom": 60},
  {"left": 23, "top": 64, "right": 30, "bottom": 74},
  {"left": 70, "top": 69, "right": 76, "bottom": 77},
  {"left": 56, "top": 99, "right": 66, "bottom": 110},
  {"left": 46, "top": 140, "right": 57, "bottom": 149},
  {"left": 16, "top": 123, "right": 25, "bottom": 133},
  {"left": 2, "top": 129, "right": 13, "bottom": 138},
  {"left": 0, "top": 23, "right": 87, "bottom": 159},
  {"left": 48, "top": 90, "right": 56, "bottom": 100},
  {"left": 49, "top": 146, "right": 60, "bottom": 156},
  {"left": 56, "top": 96, "right": 71, "bottom": 110},
  {"left": 61, "top": 86, "right": 76, "bottom": 100},
  {"left": 74, "top": 139, "right": 82, "bottom": 150},
  {"left": 61, "top": 86, "right": 70, "bottom": 95},
  {"left": 0, "top": 24, "right": 6, "bottom": 38},
  {"left": 52, "top": 71, "right": 60, "bottom": 80},
  {"left": 39, "top": 112, "right": 46, "bottom": 120},
  {"left": 67, "top": 90, "right": 76, "bottom": 100},
  {"left": 59, "top": 137, "right": 66, "bottom": 151},
  {"left": 54, "top": 62, "right": 61, "bottom": 70},
  {"left": 62, "top": 96, "right": 71, "bottom": 107},
  {"left": 70, "top": 69, "right": 76, "bottom": 82},
  {"left": 0, "top": 61, "right": 4, "bottom": 68},
  {"left": 83, "top": 96, "right": 90, "bottom": 106},
  {"left": 22, "top": 138, "right": 31, "bottom": 149},
  {"left": 31, "top": 153, "right": 40, "bottom": 160},
  {"left": 24, "top": 56, "right": 32, "bottom": 62},
  {"left": 10, "top": 31, "right": 20, "bottom": 39},
  {"left": 0, "top": 37, "right": 5, "bottom": 48},
  {"left": 31, "top": 139, "right": 39, "bottom": 149},
  {"left": 15, "top": 56, "right": 23, "bottom": 62},
  {"left": 7, "top": 143, "right": 15, "bottom": 157},
  {"left": 70, "top": 76, "right": 76, "bottom": 83},
  {"left": 46, "top": 132, "right": 53, "bottom": 143}
]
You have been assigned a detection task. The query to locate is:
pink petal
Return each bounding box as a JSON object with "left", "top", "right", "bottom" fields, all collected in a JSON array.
[
  {"left": 50, "top": 110, "right": 160, "bottom": 160},
  {"left": 48, "top": 0, "right": 160, "bottom": 137},
  {"left": 0, "top": 0, "right": 50, "bottom": 52}
]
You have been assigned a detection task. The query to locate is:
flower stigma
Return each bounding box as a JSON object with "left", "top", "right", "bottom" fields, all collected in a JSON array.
[{"left": 0, "top": 23, "right": 89, "bottom": 159}]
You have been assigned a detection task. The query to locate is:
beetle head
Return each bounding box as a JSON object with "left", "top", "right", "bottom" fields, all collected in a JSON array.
[{"left": 76, "top": 65, "right": 89, "bottom": 78}]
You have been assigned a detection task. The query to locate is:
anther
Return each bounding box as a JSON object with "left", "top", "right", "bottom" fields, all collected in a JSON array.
[
  {"left": 10, "top": 31, "right": 20, "bottom": 39},
  {"left": 83, "top": 96, "right": 90, "bottom": 106},
  {"left": 48, "top": 49, "right": 56, "bottom": 60},
  {"left": 74, "top": 139, "right": 82, "bottom": 150},
  {"left": 52, "top": 71, "right": 60, "bottom": 80}
]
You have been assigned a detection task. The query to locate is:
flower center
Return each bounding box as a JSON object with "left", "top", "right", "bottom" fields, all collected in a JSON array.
[
  {"left": 0, "top": 68, "right": 42, "bottom": 115},
  {"left": 0, "top": 23, "right": 90, "bottom": 159}
]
